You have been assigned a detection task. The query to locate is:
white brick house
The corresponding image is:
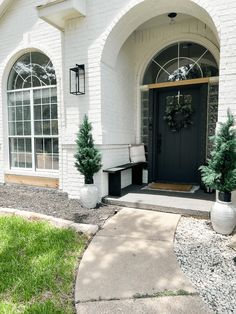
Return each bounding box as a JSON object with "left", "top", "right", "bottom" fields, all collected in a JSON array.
[{"left": 0, "top": 0, "right": 235, "bottom": 200}]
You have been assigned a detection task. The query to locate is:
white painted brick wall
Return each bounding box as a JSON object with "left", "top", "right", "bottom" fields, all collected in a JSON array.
[
  {"left": 1, "top": 0, "right": 236, "bottom": 199},
  {"left": 0, "top": 0, "right": 63, "bottom": 186}
]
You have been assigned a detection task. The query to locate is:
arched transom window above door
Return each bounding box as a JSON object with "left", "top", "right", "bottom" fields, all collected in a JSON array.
[
  {"left": 7, "top": 52, "right": 58, "bottom": 171},
  {"left": 143, "top": 42, "right": 219, "bottom": 84}
]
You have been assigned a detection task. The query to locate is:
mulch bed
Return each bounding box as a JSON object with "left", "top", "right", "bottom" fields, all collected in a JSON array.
[{"left": 0, "top": 184, "right": 119, "bottom": 227}]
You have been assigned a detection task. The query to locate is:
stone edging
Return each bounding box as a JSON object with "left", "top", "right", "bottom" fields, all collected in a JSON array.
[{"left": 0, "top": 207, "right": 98, "bottom": 236}]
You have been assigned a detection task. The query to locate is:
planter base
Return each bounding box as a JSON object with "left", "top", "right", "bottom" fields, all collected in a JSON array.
[
  {"left": 80, "top": 184, "right": 99, "bottom": 209},
  {"left": 211, "top": 201, "right": 236, "bottom": 235}
]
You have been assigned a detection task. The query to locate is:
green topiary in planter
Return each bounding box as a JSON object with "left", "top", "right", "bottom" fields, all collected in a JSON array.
[
  {"left": 74, "top": 115, "right": 102, "bottom": 208},
  {"left": 199, "top": 109, "right": 236, "bottom": 202},
  {"left": 200, "top": 110, "right": 236, "bottom": 235},
  {"left": 74, "top": 115, "right": 102, "bottom": 184}
]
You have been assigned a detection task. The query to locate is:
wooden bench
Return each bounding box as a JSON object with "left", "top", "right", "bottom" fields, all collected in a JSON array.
[{"left": 103, "top": 162, "right": 147, "bottom": 196}]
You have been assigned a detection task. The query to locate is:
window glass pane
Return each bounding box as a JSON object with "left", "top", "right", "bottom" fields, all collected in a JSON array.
[
  {"left": 18, "top": 138, "right": 24, "bottom": 152},
  {"left": 23, "top": 91, "right": 30, "bottom": 105},
  {"left": 15, "top": 92, "right": 22, "bottom": 106},
  {"left": 8, "top": 53, "right": 31, "bottom": 90},
  {"left": 43, "top": 121, "right": 50, "bottom": 135},
  {"left": 53, "top": 138, "right": 58, "bottom": 154},
  {"left": 8, "top": 122, "right": 16, "bottom": 136},
  {"left": 23, "top": 106, "right": 31, "bottom": 121},
  {"left": 25, "top": 138, "right": 31, "bottom": 152},
  {"left": 8, "top": 52, "right": 56, "bottom": 90},
  {"left": 35, "top": 138, "right": 43, "bottom": 153},
  {"left": 11, "top": 152, "right": 18, "bottom": 167},
  {"left": 44, "top": 138, "right": 52, "bottom": 153},
  {"left": 7, "top": 52, "right": 58, "bottom": 171},
  {"left": 44, "top": 156, "right": 53, "bottom": 169},
  {"left": 35, "top": 138, "right": 44, "bottom": 169},
  {"left": 143, "top": 42, "right": 219, "bottom": 84},
  {"left": 33, "top": 90, "right": 42, "bottom": 104},
  {"left": 9, "top": 138, "right": 32, "bottom": 168},
  {"left": 8, "top": 93, "right": 15, "bottom": 106},
  {"left": 35, "top": 138, "right": 53, "bottom": 170},
  {"left": 25, "top": 153, "right": 32, "bottom": 168},
  {"left": 51, "top": 104, "right": 57, "bottom": 119},
  {"left": 32, "top": 72, "right": 43, "bottom": 87},
  {"left": 34, "top": 105, "right": 41, "bottom": 120},
  {"left": 42, "top": 89, "right": 50, "bottom": 104},
  {"left": 35, "top": 138, "right": 58, "bottom": 170},
  {"left": 53, "top": 155, "right": 59, "bottom": 170},
  {"left": 8, "top": 107, "right": 16, "bottom": 121},
  {"left": 51, "top": 88, "right": 57, "bottom": 103},
  {"left": 51, "top": 120, "right": 58, "bottom": 135},
  {"left": 24, "top": 122, "right": 31, "bottom": 135},
  {"left": 34, "top": 121, "right": 42, "bottom": 135},
  {"left": 16, "top": 107, "right": 23, "bottom": 121},
  {"left": 16, "top": 122, "right": 23, "bottom": 135},
  {"left": 10, "top": 138, "right": 17, "bottom": 152},
  {"left": 22, "top": 77, "right": 32, "bottom": 89},
  {"left": 42, "top": 105, "right": 50, "bottom": 119}
]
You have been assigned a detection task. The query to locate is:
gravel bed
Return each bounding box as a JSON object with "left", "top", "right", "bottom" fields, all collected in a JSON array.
[
  {"left": 0, "top": 184, "right": 119, "bottom": 227},
  {"left": 174, "top": 217, "right": 236, "bottom": 314}
]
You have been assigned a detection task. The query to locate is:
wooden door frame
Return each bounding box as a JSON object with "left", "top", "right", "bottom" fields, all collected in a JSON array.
[{"left": 147, "top": 79, "right": 209, "bottom": 184}]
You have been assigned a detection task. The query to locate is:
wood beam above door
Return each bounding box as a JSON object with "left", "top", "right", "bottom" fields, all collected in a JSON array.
[{"left": 148, "top": 77, "right": 210, "bottom": 90}]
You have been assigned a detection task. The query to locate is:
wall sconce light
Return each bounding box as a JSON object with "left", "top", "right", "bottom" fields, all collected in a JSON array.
[{"left": 69, "top": 64, "right": 85, "bottom": 95}]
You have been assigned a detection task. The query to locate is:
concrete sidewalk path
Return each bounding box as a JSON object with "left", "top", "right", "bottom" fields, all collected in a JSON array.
[{"left": 75, "top": 207, "right": 212, "bottom": 313}]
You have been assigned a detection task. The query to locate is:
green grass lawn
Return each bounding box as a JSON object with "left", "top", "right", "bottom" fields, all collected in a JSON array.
[{"left": 0, "top": 216, "right": 87, "bottom": 314}]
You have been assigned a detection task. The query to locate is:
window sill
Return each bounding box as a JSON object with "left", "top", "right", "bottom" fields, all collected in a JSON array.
[{"left": 5, "top": 169, "right": 59, "bottom": 179}]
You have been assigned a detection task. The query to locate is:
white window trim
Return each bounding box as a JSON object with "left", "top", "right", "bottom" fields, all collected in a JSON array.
[{"left": 7, "top": 85, "right": 59, "bottom": 173}]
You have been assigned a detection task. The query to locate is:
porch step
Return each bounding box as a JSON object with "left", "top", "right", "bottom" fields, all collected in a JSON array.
[{"left": 103, "top": 192, "right": 213, "bottom": 219}]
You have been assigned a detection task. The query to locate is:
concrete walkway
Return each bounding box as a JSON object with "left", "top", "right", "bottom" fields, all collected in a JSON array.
[{"left": 75, "top": 207, "right": 212, "bottom": 313}]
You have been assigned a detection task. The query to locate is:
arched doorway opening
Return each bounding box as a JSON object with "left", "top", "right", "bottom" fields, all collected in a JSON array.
[{"left": 141, "top": 42, "right": 219, "bottom": 184}]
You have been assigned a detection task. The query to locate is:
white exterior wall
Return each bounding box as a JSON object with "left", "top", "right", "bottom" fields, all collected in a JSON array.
[
  {"left": 1, "top": 0, "right": 236, "bottom": 199},
  {"left": 0, "top": 0, "right": 63, "bottom": 186}
]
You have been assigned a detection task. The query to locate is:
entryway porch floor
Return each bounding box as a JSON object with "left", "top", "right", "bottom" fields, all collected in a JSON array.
[{"left": 103, "top": 185, "right": 215, "bottom": 218}]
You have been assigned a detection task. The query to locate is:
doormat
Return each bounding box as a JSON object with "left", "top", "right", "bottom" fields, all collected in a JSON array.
[{"left": 142, "top": 182, "right": 199, "bottom": 193}]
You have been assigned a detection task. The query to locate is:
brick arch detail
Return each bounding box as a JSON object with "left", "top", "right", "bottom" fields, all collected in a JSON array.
[{"left": 100, "top": 0, "right": 221, "bottom": 68}]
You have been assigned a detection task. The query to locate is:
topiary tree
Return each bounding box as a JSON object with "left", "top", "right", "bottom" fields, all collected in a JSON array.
[
  {"left": 199, "top": 110, "right": 236, "bottom": 194},
  {"left": 74, "top": 115, "right": 102, "bottom": 184}
]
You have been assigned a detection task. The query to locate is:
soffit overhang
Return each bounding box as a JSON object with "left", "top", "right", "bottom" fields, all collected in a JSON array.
[{"left": 37, "top": 0, "right": 86, "bottom": 31}]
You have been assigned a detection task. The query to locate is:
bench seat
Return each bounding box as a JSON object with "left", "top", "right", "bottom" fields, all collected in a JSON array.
[{"left": 103, "top": 162, "right": 147, "bottom": 196}]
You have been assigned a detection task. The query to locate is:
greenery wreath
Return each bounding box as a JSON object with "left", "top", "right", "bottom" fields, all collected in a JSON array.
[{"left": 163, "top": 97, "right": 194, "bottom": 132}]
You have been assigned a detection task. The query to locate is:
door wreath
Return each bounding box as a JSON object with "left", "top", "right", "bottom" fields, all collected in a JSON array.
[{"left": 163, "top": 93, "right": 194, "bottom": 132}]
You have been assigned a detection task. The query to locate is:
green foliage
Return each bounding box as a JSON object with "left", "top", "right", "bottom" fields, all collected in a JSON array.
[
  {"left": 199, "top": 110, "right": 236, "bottom": 192},
  {"left": 0, "top": 216, "right": 86, "bottom": 314},
  {"left": 74, "top": 115, "right": 102, "bottom": 183}
]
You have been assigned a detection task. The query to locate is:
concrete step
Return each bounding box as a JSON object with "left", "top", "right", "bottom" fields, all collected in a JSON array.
[{"left": 103, "top": 192, "right": 213, "bottom": 218}]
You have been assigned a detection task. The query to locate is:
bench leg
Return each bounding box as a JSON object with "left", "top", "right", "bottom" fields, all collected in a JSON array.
[
  {"left": 108, "top": 172, "right": 121, "bottom": 196},
  {"left": 132, "top": 165, "right": 143, "bottom": 185}
]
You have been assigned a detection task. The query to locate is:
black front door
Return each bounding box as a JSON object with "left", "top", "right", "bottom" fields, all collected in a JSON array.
[{"left": 149, "top": 84, "right": 207, "bottom": 184}]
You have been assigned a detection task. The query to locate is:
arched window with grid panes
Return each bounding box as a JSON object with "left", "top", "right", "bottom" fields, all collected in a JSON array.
[{"left": 7, "top": 51, "right": 59, "bottom": 171}]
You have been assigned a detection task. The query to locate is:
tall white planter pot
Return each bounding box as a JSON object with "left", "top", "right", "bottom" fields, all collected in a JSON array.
[
  {"left": 80, "top": 184, "right": 99, "bottom": 209},
  {"left": 211, "top": 200, "right": 236, "bottom": 235}
]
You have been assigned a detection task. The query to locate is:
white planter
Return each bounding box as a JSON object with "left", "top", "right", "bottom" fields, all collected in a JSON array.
[
  {"left": 211, "top": 200, "right": 236, "bottom": 235},
  {"left": 80, "top": 184, "right": 99, "bottom": 209}
]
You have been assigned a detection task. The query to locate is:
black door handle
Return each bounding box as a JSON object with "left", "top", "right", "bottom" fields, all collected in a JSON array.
[{"left": 157, "top": 134, "right": 162, "bottom": 154}]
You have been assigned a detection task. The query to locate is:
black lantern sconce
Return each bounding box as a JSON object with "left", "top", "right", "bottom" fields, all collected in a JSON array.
[{"left": 69, "top": 64, "right": 85, "bottom": 95}]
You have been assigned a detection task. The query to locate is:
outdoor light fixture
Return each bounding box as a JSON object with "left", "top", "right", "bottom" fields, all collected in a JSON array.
[
  {"left": 168, "top": 12, "right": 177, "bottom": 24},
  {"left": 69, "top": 64, "right": 85, "bottom": 95}
]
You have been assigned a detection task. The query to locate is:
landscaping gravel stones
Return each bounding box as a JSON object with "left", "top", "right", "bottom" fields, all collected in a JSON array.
[
  {"left": 174, "top": 217, "right": 236, "bottom": 314},
  {"left": 0, "top": 184, "right": 119, "bottom": 227}
]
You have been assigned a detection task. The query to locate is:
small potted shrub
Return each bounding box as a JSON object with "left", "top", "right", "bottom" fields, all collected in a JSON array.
[
  {"left": 74, "top": 115, "right": 102, "bottom": 208},
  {"left": 199, "top": 110, "right": 236, "bottom": 235}
]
